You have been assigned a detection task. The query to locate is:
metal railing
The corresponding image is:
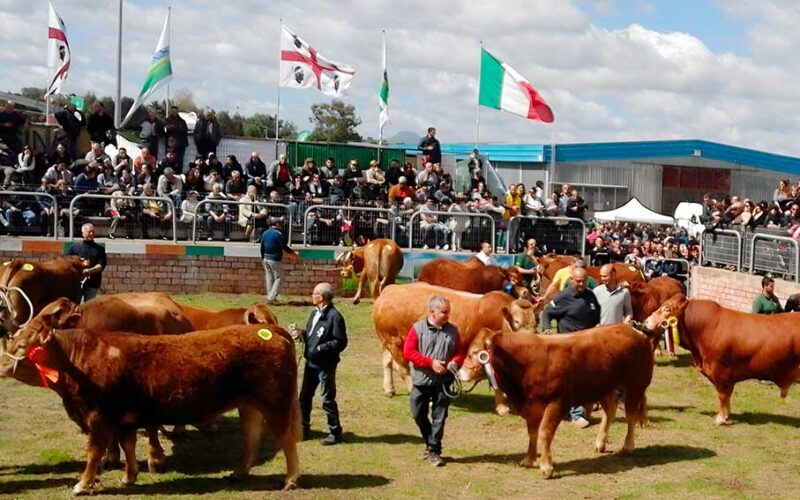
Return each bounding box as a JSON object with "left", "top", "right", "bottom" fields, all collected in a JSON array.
[
  {"left": 700, "top": 229, "right": 742, "bottom": 270},
  {"left": 69, "top": 193, "right": 177, "bottom": 242},
  {"left": 302, "top": 205, "right": 395, "bottom": 247},
  {"left": 190, "top": 199, "right": 291, "bottom": 243},
  {"left": 505, "top": 215, "right": 587, "bottom": 255},
  {"left": 407, "top": 210, "right": 495, "bottom": 251},
  {"left": 749, "top": 234, "right": 800, "bottom": 282},
  {"left": 0, "top": 191, "right": 58, "bottom": 240}
]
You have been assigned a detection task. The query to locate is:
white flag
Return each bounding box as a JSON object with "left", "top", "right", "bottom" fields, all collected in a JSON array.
[
  {"left": 46, "top": 0, "right": 71, "bottom": 97},
  {"left": 279, "top": 24, "right": 354, "bottom": 98}
]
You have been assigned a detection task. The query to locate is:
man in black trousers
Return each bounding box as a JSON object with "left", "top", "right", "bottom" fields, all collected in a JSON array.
[{"left": 290, "top": 282, "right": 348, "bottom": 445}]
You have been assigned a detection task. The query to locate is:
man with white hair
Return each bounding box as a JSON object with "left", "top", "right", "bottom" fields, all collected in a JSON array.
[
  {"left": 64, "top": 223, "right": 106, "bottom": 301},
  {"left": 289, "top": 282, "right": 348, "bottom": 446}
]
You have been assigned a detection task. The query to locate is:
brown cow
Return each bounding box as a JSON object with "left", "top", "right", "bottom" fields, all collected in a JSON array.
[
  {"left": 459, "top": 324, "right": 658, "bottom": 478},
  {"left": 417, "top": 257, "right": 527, "bottom": 298},
  {"left": 337, "top": 238, "right": 404, "bottom": 304},
  {"left": 644, "top": 294, "right": 800, "bottom": 426},
  {"left": 0, "top": 299, "right": 300, "bottom": 494},
  {"left": 177, "top": 302, "right": 278, "bottom": 329},
  {"left": 628, "top": 276, "right": 685, "bottom": 321},
  {"left": 371, "top": 282, "right": 536, "bottom": 414},
  {"left": 78, "top": 293, "right": 194, "bottom": 334},
  {"left": 0, "top": 256, "right": 87, "bottom": 333}
]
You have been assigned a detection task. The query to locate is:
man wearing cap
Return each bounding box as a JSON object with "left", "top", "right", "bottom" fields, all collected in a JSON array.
[{"left": 260, "top": 217, "right": 297, "bottom": 304}]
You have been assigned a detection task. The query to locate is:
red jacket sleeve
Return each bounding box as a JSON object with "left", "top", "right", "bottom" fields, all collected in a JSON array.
[
  {"left": 447, "top": 333, "right": 465, "bottom": 367},
  {"left": 403, "top": 326, "right": 433, "bottom": 368}
]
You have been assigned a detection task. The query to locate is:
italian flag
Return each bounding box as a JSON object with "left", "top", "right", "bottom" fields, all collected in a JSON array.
[{"left": 479, "top": 48, "right": 554, "bottom": 123}]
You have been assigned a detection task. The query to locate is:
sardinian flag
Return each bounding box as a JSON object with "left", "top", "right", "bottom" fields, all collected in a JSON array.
[
  {"left": 279, "top": 25, "right": 355, "bottom": 98},
  {"left": 45, "top": 0, "right": 71, "bottom": 97}
]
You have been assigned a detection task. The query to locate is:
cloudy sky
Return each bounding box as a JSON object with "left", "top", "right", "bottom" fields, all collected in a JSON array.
[{"left": 4, "top": 0, "right": 800, "bottom": 155}]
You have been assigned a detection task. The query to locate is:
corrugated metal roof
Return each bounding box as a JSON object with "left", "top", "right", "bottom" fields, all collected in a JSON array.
[{"left": 395, "top": 139, "right": 800, "bottom": 175}]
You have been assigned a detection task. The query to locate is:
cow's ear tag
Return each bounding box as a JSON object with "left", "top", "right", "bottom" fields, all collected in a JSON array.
[
  {"left": 257, "top": 328, "right": 273, "bottom": 341},
  {"left": 2, "top": 261, "right": 10, "bottom": 266},
  {"left": 21, "top": 263, "right": 34, "bottom": 271}
]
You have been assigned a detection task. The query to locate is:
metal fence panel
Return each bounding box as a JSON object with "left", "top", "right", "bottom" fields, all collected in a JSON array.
[
  {"left": 750, "top": 234, "right": 800, "bottom": 282},
  {"left": 407, "top": 210, "right": 495, "bottom": 251},
  {"left": 0, "top": 191, "right": 58, "bottom": 239},
  {"left": 303, "top": 205, "right": 395, "bottom": 247},
  {"left": 191, "top": 199, "right": 291, "bottom": 243},
  {"left": 70, "top": 194, "right": 177, "bottom": 242},
  {"left": 700, "top": 229, "right": 742, "bottom": 270},
  {"left": 506, "top": 215, "right": 586, "bottom": 255}
]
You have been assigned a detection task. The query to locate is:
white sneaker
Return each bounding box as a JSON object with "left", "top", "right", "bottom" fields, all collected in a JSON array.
[
  {"left": 572, "top": 417, "right": 590, "bottom": 429},
  {"left": 435, "top": 245, "right": 441, "bottom": 250},
  {"left": 442, "top": 244, "right": 450, "bottom": 251},
  {"left": 422, "top": 244, "right": 430, "bottom": 250}
]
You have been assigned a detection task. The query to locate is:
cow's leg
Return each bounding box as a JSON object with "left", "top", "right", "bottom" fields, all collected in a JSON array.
[
  {"left": 714, "top": 384, "right": 734, "bottom": 425},
  {"left": 232, "top": 406, "right": 264, "bottom": 480},
  {"left": 119, "top": 428, "right": 138, "bottom": 486},
  {"left": 353, "top": 273, "right": 367, "bottom": 305},
  {"left": 537, "top": 402, "right": 563, "bottom": 479},
  {"left": 520, "top": 404, "right": 544, "bottom": 468},
  {"left": 595, "top": 393, "right": 618, "bottom": 453},
  {"left": 102, "top": 435, "right": 122, "bottom": 470},
  {"left": 74, "top": 424, "right": 112, "bottom": 495},
  {"left": 146, "top": 425, "right": 167, "bottom": 473},
  {"left": 778, "top": 366, "right": 800, "bottom": 398},
  {"left": 382, "top": 349, "right": 396, "bottom": 397},
  {"left": 261, "top": 402, "right": 301, "bottom": 491},
  {"left": 621, "top": 391, "right": 645, "bottom": 452},
  {"left": 494, "top": 389, "right": 511, "bottom": 416}
]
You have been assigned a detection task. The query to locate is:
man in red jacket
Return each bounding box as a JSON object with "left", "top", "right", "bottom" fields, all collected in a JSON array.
[{"left": 403, "top": 296, "right": 465, "bottom": 467}]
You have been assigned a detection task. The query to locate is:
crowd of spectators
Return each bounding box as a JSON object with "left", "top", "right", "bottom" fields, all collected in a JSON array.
[{"left": 702, "top": 181, "right": 800, "bottom": 241}]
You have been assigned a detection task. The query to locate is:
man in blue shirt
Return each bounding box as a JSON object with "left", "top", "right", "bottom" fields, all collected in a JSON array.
[
  {"left": 65, "top": 223, "right": 106, "bottom": 301},
  {"left": 260, "top": 217, "right": 296, "bottom": 303}
]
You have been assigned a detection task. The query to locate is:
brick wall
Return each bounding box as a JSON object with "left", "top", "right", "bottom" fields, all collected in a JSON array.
[
  {"left": 0, "top": 251, "right": 342, "bottom": 296},
  {"left": 691, "top": 266, "right": 800, "bottom": 312}
]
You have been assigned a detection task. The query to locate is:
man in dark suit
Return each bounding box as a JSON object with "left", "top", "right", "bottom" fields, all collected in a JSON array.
[{"left": 289, "top": 282, "right": 348, "bottom": 445}]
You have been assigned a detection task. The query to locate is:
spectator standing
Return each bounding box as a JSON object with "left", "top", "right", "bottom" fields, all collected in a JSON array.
[
  {"left": 260, "top": 218, "right": 296, "bottom": 303},
  {"left": 467, "top": 148, "right": 483, "bottom": 176},
  {"left": 418, "top": 127, "right": 441, "bottom": 165},
  {"left": 193, "top": 108, "right": 222, "bottom": 157},
  {"left": 86, "top": 101, "right": 115, "bottom": 146},
  {"left": 0, "top": 101, "right": 28, "bottom": 156},
  {"left": 752, "top": 276, "right": 783, "bottom": 314},
  {"left": 53, "top": 101, "right": 84, "bottom": 159},
  {"left": 65, "top": 223, "right": 106, "bottom": 301},
  {"left": 289, "top": 282, "right": 348, "bottom": 446},
  {"left": 164, "top": 106, "right": 189, "bottom": 171},
  {"left": 514, "top": 238, "right": 540, "bottom": 291},
  {"left": 447, "top": 195, "right": 471, "bottom": 252},
  {"left": 403, "top": 296, "right": 464, "bottom": 467},
  {"left": 593, "top": 264, "right": 633, "bottom": 325},
  {"left": 139, "top": 108, "right": 164, "bottom": 155}
]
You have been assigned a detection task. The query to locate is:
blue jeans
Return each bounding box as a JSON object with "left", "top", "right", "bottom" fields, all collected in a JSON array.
[
  {"left": 569, "top": 405, "right": 585, "bottom": 421},
  {"left": 299, "top": 362, "right": 342, "bottom": 437},
  {"left": 81, "top": 286, "right": 99, "bottom": 302}
]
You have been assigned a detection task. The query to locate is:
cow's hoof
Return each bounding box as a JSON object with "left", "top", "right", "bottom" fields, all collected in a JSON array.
[
  {"left": 72, "top": 479, "right": 99, "bottom": 496},
  {"left": 519, "top": 458, "right": 536, "bottom": 468},
  {"left": 383, "top": 390, "right": 395, "bottom": 398},
  {"left": 283, "top": 479, "right": 298, "bottom": 491},
  {"left": 714, "top": 414, "right": 730, "bottom": 426},
  {"left": 540, "top": 465, "right": 554, "bottom": 479},
  {"left": 495, "top": 404, "right": 511, "bottom": 416},
  {"left": 595, "top": 442, "right": 607, "bottom": 453},
  {"left": 352, "top": 298, "right": 361, "bottom": 305},
  {"left": 120, "top": 473, "right": 138, "bottom": 486},
  {"left": 148, "top": 455, "right": 167, "bottom": 473}
]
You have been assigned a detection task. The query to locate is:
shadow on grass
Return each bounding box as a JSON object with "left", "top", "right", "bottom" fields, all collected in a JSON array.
[
  {"left": 452, "top": 444, "right": 715, "bottom": 477},
  {"left": 698, "top": 410, "right": 800, "bottom": 427},
  {"left": 6, "top": 460, "right": 85, "bottom": 476},
  {"left": 0, "top": 476, "right": 75, "bottom": 495},
  {"left": 450, "top": 393, "right": 497, "bottom": 413},
  {"left": 655, "top": 353, "right": 695, "bottom": 368},
  {"left": 648, "top": 404, "right": 694, "bottom": 413},
  {"left": 340, "top": 432, "right": 419, "bottom": 445}
]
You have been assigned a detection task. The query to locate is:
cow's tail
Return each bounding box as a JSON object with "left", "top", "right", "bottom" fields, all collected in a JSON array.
[{"left": 631, "top": 393, "right": 648, "bottom": 428}]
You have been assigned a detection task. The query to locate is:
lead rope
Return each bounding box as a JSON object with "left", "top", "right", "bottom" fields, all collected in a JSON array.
[{"left": 442, "top": 363, "right": 481, "bottom": 400}]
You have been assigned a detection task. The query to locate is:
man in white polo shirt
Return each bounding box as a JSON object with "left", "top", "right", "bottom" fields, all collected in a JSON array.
[{"left": 593, "top": 264, "right": 633, "bottom": 325}]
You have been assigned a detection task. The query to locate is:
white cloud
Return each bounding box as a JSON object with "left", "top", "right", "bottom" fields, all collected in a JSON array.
[{"left": 3, "top": 0, "right": 800, "bottom": 156}]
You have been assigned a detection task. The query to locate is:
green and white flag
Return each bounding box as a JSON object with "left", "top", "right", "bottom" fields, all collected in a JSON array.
[
  {"left": 379, "top": 30, "right": 389, "bottom": 137},
  {"left": 478, "top": 48, "right": 554, "bottom": 123},
  {"left": 120, "top": 9, "right": 173, "bottom": 128}
]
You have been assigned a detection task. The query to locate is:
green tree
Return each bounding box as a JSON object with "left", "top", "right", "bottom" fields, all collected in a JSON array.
[
  {"left": 172, "top": 88, "right": 198, "bottom": 113},
  {"left": 308, "top": 100, "right": 362, "bottom": 143},
  {"left": 217, "top": 111, "right": 244, "bottom": 136},
  {"left": 20, "top": 87, "right": 46, "bottom": 101}
]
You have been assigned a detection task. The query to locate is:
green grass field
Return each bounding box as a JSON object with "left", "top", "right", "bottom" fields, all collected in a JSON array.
[{"left": 2, "top": 294, "right": 800, "bottom": 499}]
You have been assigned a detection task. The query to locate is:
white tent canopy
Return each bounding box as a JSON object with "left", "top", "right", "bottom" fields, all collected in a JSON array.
[{"left": 594, "top": 197, "right": 674, "bottom": 225}]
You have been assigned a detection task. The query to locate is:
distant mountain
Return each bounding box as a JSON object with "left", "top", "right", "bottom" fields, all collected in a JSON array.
[{"left": 388, "top": 130, "right": 420, "bottom": 145}]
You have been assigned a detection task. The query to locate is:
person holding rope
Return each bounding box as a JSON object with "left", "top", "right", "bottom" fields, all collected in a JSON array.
[
  {"left": 65, "top": 223, "right": 106, "bottom": 302},
  {"left": 403, "top": 296, "right": 465, "bottom": 467},
  {"left": 289, "top": 282, "right": 348, "bottom": 446}
]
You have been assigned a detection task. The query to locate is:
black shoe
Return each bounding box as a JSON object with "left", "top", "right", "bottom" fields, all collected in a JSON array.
[
  {"left": 302, "top": 427, "right": 311, "bottom": 441},
  {"left": 320, "top": 434, "right": 342, "bottom": 446},
  {"left": 428, "top": 453, "right": 445, "bottom": 467}
]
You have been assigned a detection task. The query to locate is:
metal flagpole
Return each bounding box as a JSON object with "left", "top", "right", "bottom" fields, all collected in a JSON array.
[
  {"left": 476, "top": 40, "right": 482, "bottom": 148},
  {"left": 114, "top": 0, "right": 123, "bottom": 128},
  {"left": 165, "top": 6, "right": 171, "bottom": 112},
  {"left": 378, "top": 29, "right": 385, "bottom": 165},
  {"left": 273, "top": 18, "right": 283, "bottom": 159}
]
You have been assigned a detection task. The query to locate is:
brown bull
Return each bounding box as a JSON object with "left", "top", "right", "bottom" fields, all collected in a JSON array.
[
  {"left": 337, "top": 238, "right": 404, "bottom": 304},
  {"left": 417, "top": 257, "right": 527, "bottom": 298},
  {"left": 628, "top": 276, "right": 685, "bottom": 321},
  {"left": 0, "top": 299, "right": 300, "bottom": 494},
  {"left": 0, "top": 256, "right": 87, "bottom": 333},
  {"left": 645, "top": 294, "right": 800, "bottom": 426},
  {"left": 459, "top": 325, "right": 658, "bottom": 478},
  {"left": 177, "top": 302, "right": 278, "bottom": 329},
  {"left": 371, "top": 282, "right": 536, "bottom": 414}
]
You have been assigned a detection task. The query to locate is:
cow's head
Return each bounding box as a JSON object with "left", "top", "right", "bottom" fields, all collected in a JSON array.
[
  {"left": 336, "top": 251, "right": 355, "bottom": 278},
  {"left": 504, "top": 267, "right": 522, "bottom": 286},
  {"left": 458, "top": 327, "right": 499, "bottom": 383},
  {"left": 643, "top": 293, "right": 688, "bottom": 333},
  {"left": 244, "top": 303, "right": 278, "bottom": 325},
  {"left": 0, "top": 298, "right": 81, "bottom": 384},
  {"left": 501, "top": 299, "right": 537, "bottom": 332},
  {"left": 63, "top": 255, "right": 91, "bottom": 272}
]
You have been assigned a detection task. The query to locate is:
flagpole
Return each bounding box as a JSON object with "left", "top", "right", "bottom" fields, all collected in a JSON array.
[
  {"left": 273, "top": 18, "right": 283, "bottom": 159},
  {"left": 476, "top": 40, "right": 482, "bottom": 148},
  {"left": 114, "top": 0, "right": 123, "bottom": 128},
  {"left": 165, "top": 6, "right": 171, "bottom": 113},
  {"left": 378, "top": 29, "right": 386, "bottom": 165}
]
